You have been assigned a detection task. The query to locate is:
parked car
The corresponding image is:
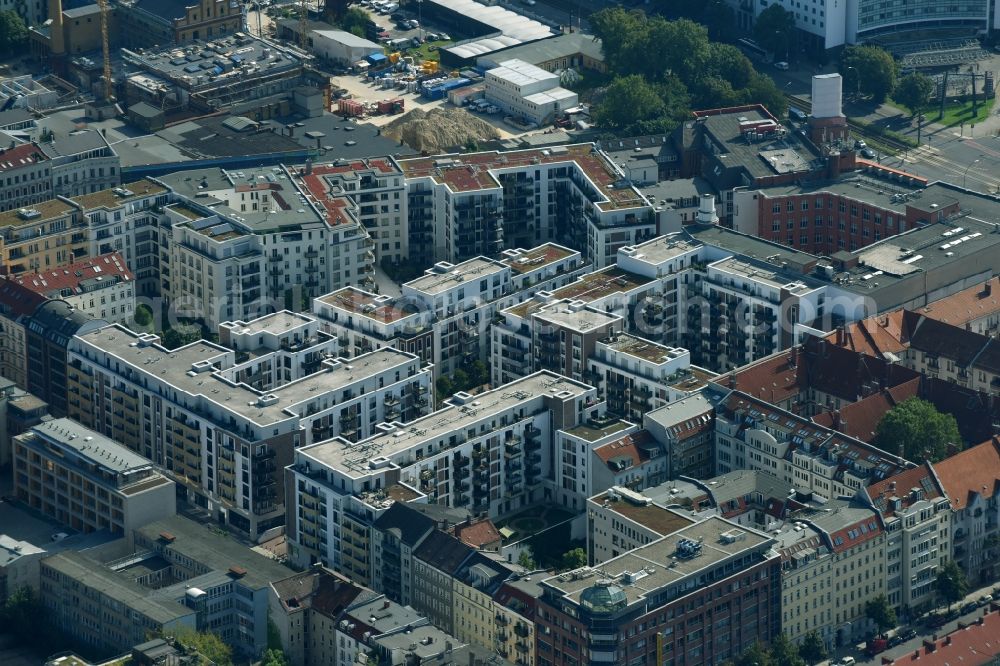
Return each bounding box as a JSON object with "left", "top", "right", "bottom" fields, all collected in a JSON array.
[
  {"left": 839, "top": 657, "right": 856, "bottom": 666},
  {"left": 854, "top": 139, "right": 867, "bottom": 149},
  {"left": 978, "top": 594, "right": 993, "bottom": 606},
  {"left": 774, "top": 61, "right": 789, "bottom": 70},
  {"left": 860, "top": 148, "right": 876, "bottom": 159},
  {"left": 961, "top": 601, "right": 978, "bottom": 615},
  {"left": 51, "top": 532, "right": 69, "bottom": 542},
  {"left": 898, "top": 628, "right": 918, "bottom": 642}
]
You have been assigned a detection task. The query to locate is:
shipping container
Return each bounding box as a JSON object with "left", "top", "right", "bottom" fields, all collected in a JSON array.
[{"left": 338, "top": 99, "right": 364, "bottom": 117}]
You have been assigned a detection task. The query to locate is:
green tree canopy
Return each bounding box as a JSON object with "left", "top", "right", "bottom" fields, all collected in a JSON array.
[
  {"left": 874, "top": 397, "right": 962, "bottom": 462},
  {"left": 170, "top": 628, "right": 233, "bottom": 666},
  {"left": 594, "top": 75, "right": 666, "bottom": 130},
  {"left": 743, "top": 72, "right": 789, "bottom": 117},
  {"left": 1, "top": 586, "right": 46, "bottom": 645},
  {"left": 894, "top": 72, "right": 934, "bottom": 117},
  {"left": 770, "top": 633, "right": 806, "bottom": 666},
  {"left": 589, "top": 8, "right": 649, "bottom": 74},
  {"left": 338, "top": 7, "right": 370, "bottom": 39},
  {"left": 798, "top": 630, "right": 828, "bottom": 665},
  {"left": 864, "top": 594, "right": 898, "bottom": 635},
  {"left": 840, "top": 45, "right": 898, "bottom": 103},
  {"left": 733, "top": 641, "right": 774, "bottom": 666},
  {"left": 517, "top": 549, "right": 536, "bottom": 569},
  {"left": 262, "top": 648, "right": 290, "bottom": 666},
  {"left": 560, "top": 547, "right": 587, "bottom": 571},
  {"left": 0, "top": 10, "right": 28, "bottom": 55},
  {"left": 753, "top": 5, "right": 796, "bottom": 61},
  {"left": 935, "top": 560, "right": 969, "bottom": 609}
]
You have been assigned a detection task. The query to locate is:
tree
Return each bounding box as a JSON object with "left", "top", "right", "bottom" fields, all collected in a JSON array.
[
  {"left": 436, "top": 375, "right": 454, "bottom": 398},
  {"left": 936, "top": 560, "right": 969, "bottom": 610},
  {"left": 517, "top": 549, "right": 536, "bottom": 569},
  {"left": 1, "top": 586, "right": 46, "bottom": 645},
  {"left": 0, "top": 10, "right": 27, "bottom": 55},
  {"left": 874, "top": 397, "right": 962, "bottom": 463},
  {"left": 733, "top": 642, "right": 774, "bottom": 666},
  {"left": 594, "top": 75, "right": 665, "bottom": 130},
  {"left": 560, "top": 547, "right": 587, "bottom": 571},
  {"left": 452, "top": 368, "right": 470, "bottom": 392},
  {"left": 324, "top": 0, "right": 351, "bottom": 23},
  {"left": 170, "top": 629, "right": 233, "bottom": 666},
  {"left": 589, "top": 8, "right": 649, "bottom": 74},
  {"left": 770, "top": 634, "right": 806, "bottom": 666},
  {"left": 798, "top": 630, "right": 828, "bottom": 665},
  {"left": 338, "top": 7, "right": 370, "bottom": 39},
  {"left": 467, "top": 360, "right": 489, "bottom": 389},
  {"left": 134, "top": 303, "right": 153, "bottom": 328},
  {"left": 706, "top": 43, "right": 755, "bottom": 91},
  {"left": 894, "top": 72, "right": 934, "bottom": 118},
  {"left": 262, "top": 649, "right": 290, "bottom": 666},
  {"left": 864, "top": 594, "right": 897, "bottom": 635},
  {"left": 743, "top": 72, "right": 789, "bottom": 117},
  {"left": 753, "top": 5, "right": 796, "bottom": 61},
  {"left": 840, "top": 45, "right": 898, "bottom": 103}
]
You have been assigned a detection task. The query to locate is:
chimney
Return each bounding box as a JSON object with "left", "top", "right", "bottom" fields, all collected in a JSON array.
[
  {"left": 305, "top": 159, "right": 313, "bottom": 175},
  {"left": 836, "top": 325, "right": 845, "bottom": 346},
  {"left": 945, "top": 636, "right": 952, "bottom": 646},
  {"left": 49, "top": 0, "right": 65, "bottom": 56},
  {"left": 983, "top": 281, "right": 993, "bottom": 298},
  {"left": 832, "top": 410, "right": 841, "bottom": 431},
  {"left": 923, "top": 638, "right": 936, "bottom": 653}
]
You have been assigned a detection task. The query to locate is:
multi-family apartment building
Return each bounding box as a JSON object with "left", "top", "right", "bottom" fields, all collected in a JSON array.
[
  {"left": 713, "top": 388, "right": 911, "bottom": 500},
  {"left": 0, "top": 199, "right": 88, "bottom": 274},
  {"left": 537, "top": 516, "right": 780, "bottom": 666},
  {"left": 298, "top": 159, "right": 407, "bottom": 266},
  {"left": 915, "top": 277, "right": 1000, "bottom": 336},
  {"left": 782, "top": 499, "right": 887, "bottom": 648},
  {"left": 73, "top": 180, "right": 170, "bottom": 298},
  {"left": 553, "top": 416, "right": 639, "bottom": 510},
  {"left": 38, "top": 130, "right": 120, "bottom": 198},
  {"left": 7, "top": 252, "right": 136, "bottom": 324},
  {"left": 0, "top": 141, "right": 51, "bottom": 213},
  {"left": 493, "top": 578, "right": 542, "bottom": 666},
  {"left": 286, "top": 371, "right": 600, "bottom": 570},
  {"left": 397, "top": 144, "right": 655, "bottom": 267},
  {"left": 0, "top": 279, "right": 47, "bottom": 388},
  {"left": 863, "top": 465, "right": 951, "bottom": 614},
  {"left": 317, "top": 245, "right": 587, "bottom": 377},
  {"left": 12, "top": 418, "right": 176, "bottom": 535},
  {"left": 158, "top": 166, "right": 375, "bottom": 330},
  {"left": 932, "top": 439, "right": 1000, "bottom": 586},
  {"left": 66, "top": 321, "right": 432, "bottom": 538},
  {"left": 585, "top": 485, "right": 698, "bottom": 564},
  {"left": 0, "top": 535, "right": 45, "bottom": 603},
  {"left": 643, "top": 393, "right": 716, "bottom": 479}
]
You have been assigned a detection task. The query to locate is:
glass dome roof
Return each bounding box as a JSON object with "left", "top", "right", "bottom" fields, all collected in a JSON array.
[{"left": 580, "top": 579, "right": 627, "bottom": 614}]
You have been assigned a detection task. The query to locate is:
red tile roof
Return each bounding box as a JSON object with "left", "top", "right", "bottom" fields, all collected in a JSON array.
[
  {"left": 811, "top": 377, "right": 921, "bottom": 443},
  {"left": 0, "top": 278, "right": 48, "bottom": 318},
  {"left": 824, "top": 311, "right": 908, "bottom": 357},
  {"left": 0, "top": 142, "right": 47, "bottom": 172},
  {"left": 593, "top": 430, "right": 657, "bottom": 470},
  {"left": 9, "top": 252, "right": 132, "bottom": 298},
  {"left": 933, "top": 438, "right": 1000, "bottom": 511},
  {"left": 453, "top": 518, "right": 502, "bottom": 550},
  {"left": 886, "top": 609, "right": 1000, "bottom": 666},
  {"left": 918, "top": 278, "right": 1000, "bottom": 329},
  {"left": 866, "top": 463, "right": 943, "bottom": 518}
]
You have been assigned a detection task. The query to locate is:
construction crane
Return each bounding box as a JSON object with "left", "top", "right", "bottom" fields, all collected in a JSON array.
[
  {"left": 97, "top": 0, "right": 113, "bottom": 101},
  {"left": 299, "top": 0, "right": 309, "bottom": 51}
]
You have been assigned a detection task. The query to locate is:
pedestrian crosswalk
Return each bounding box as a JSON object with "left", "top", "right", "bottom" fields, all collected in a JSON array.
[{"left": 899, "top": 144, "right": 940, "bottom": 163}]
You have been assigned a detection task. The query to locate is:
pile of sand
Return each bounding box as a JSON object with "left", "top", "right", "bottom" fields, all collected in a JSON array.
[{"left": 382, "top": 107, "right": 500, "bottom": 152}]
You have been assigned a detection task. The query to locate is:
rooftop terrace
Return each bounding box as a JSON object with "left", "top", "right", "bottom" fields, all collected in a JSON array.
[
  {"left": 603, "top": 333, "right": 687, "bottom": 364},
  {"left": 403, "top": 257, "right": 508, "bottom": 296},
  {"left": 501, "top": 243, "right": 578, "bottom": 275},
  {"left": 73, "top": 180, "right": 167, "bottom": 210},
  {"left": 397, "top": 144, "right": 648, "bottom": 212},
  {"left": 317, "top": 287, "right": 418, "bottom": 325}
]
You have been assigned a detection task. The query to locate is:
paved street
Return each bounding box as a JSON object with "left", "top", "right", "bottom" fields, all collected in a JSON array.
[{"left": 773, "top": 59, "right": 1000, "bottom": 194}]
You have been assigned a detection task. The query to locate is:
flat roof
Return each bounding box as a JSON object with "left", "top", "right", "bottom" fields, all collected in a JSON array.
[
  {"left": 553, "top": 266, "right": 654, "bottom": 301},
  {"left": 711, "top": 256, "right": 817, "bottom": 295},
  {"left": 603, "top": 333, "right": 686, "bottom": 364},
  {"left": 397, "top": 144, "right": 648, "bottom": 212},
  {"left": 135, "top": 516, "right": 294, "bottom": 589},
  {"left": 74, "top": 325, "right": 417, "bottom": 428},
  {"left": 224, "top": 311, "right": 315, "bottom": 337},
  {"left": 28, "top": 418, "right": 153, "bottom": 474},
  {"left": 621, "top": 234, "right": 702, "bottom": 265},
  {"left": 299, "top": 371, "right": 592, "bottom": 475},
  {"left": 563, "top": 418, "right": 633, "bottom": 443},
  {"left": 501, "top": 243, "right": 578, "bottom": 275},
  {"left": 542, "top": 516, "right": 773, "bottom": 607},
  {"left": 533, "top": 300, "right": 621, "bottom": 334},
  {"left": 591, "top": 492, "right": 696, "bottom": 535},
  {"left": 403, "top": 257, "right": 508, "bottom": 296},
  {"left": 488, "top": 59, "right": 559, "bottom": 86},
  {"left": 317, "top": 287, "right": 417, "bottom": 325},
  {"left": 73, "top": 180, "right": 167, "bottom": 209},
  {"left": 0, "top": 198, "right": 75, "bottom": 229},
  {"left": 477, "top": 32, "right": 604, "bottom": 68},
  {"left": 43, "top": 551, "right": 193, "bottom": 624}
]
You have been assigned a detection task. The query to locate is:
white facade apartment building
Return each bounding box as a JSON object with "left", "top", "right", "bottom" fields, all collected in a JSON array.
[
  {"left": 158, "top": 166, "right": 375, "bottom": 330},
  {"left": 315, "top": 244, "right": 586, "bottom": 376},
  {"left": 8, "top": 252, "right": 136, "bottom": 324},
  {"left": 217, "top": 311, "right": 341, "bottom": 391},
  {"left": 397, "top": 144, "right": 655, "bottom": 268},
  {"left": 554, "top": 417, "right": 639, "bottom": 510},
  {"left": 864, "top": 466, "right": 951, "bottom": 614},
  {"left": 74, "top": 180, "right": 171, "bottom": 298},
  {"left": 66, "top": 323, "right": 432, "bottom": 538},
  {"left": 39, "top": 130, "right": 121, "bottom": 198},
  {"left": 286, "top": 371, "right": 601, "bottom": 569},
  {"left": 714, "top": 390, "right": 910, "bottom": 501},
  {"left": 484, "top": 59, "right": 579, "bottom": 126},
  {"left": 0, "top": 141, "right": 51, "bottom": 213},
  {"left": 585, "top": 485, "right": 698, "bottom": 565}
]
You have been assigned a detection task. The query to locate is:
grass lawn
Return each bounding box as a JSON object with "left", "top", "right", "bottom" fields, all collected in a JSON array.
[
  {"left": 933, "top": 97, "right": 995, "bottom": 128},
  {"left": 399, "top": 40, "right": 450, "bottom": 64}
]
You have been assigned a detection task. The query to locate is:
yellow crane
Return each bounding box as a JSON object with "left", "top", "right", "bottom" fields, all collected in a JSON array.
[{"left": 97, "top": 0, "right": 113, "bottom": 101}]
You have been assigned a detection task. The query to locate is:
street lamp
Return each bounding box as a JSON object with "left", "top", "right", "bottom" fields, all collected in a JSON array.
[
  {"left": 962, "top": 158, "right": 982, "bottom": 190},
  {"left": 845, "top": 65, "right": 860, "bottom": 98}
]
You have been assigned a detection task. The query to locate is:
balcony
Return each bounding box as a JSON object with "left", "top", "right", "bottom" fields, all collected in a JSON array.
[{"left": 305, "top": 249, "right": 319, "bottom": 258}]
